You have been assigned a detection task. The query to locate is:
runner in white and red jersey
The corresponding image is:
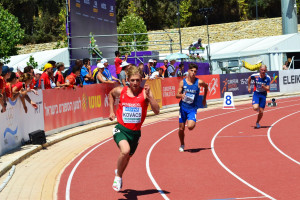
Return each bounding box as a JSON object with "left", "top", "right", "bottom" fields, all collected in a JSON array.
[{"left": 108, "top": 66, "right": 160, "bottom": 192}]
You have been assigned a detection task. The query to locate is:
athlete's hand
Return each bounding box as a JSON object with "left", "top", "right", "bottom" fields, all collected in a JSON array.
[
  {"left": 181, "top": 92, "right": 186, "bottom": 100},
  {"left": 202, "top": 98, "right": 207, "bottom": 107},
  {"left": 248, "top": 87, "right": 251, "bottom": 93},
  {"left": 109, "top": 112, "right": 115, "bottom": 121},
  {"left": 144, "top": 84, "right": 151, "bottom": 98}
]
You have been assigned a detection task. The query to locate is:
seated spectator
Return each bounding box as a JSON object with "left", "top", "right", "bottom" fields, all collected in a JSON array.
[
  {"left": 66, "top": 65, "right": 81, "bottom": 88},
  {"left": 101, "top": 58, "right": 120, "bottom": 83},
  {"left": 55, "top": 62, "right": 69, "bottom": 87},
  {"left": 150, "top": 68, "right": 164, "bottom": 79},
  {"left": 176, "top": 63, "right": 185, "bottom": 77},
  {"left": 282, "top": 61, "right": 290, "bottom": 70},
  {"left": 39, "top": 63, "right": 53, "bottom": 89},
  {"left": 161, "top": 59, "right": 169, "bottom": 78},
  {"left": 167, "top": 59, "right": 179, "bottom": 77},
  {"left": 95, "top": 63, "right": 116, "bottom": 84},
  {"left": 120, "top": 61, "right": 130, "bottom": 87},
  {"left": 80, "top": 58, "right": 94, "bottom": 85}
]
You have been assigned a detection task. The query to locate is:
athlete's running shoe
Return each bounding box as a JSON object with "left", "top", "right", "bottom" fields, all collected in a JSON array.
[
  {"left": 179, "top": 145, "right": 185, "bottom": 152},
  {"left": 256, "top": 123, "right": 261, "bottom": 129},
  {"left": 112, "top": 176, "right": 122, "bottom": 191}
]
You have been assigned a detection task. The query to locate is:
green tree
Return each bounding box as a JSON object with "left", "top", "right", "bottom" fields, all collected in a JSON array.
[
  {"left": 26, "top": 55, "right": 38, "bottom": 69},
  {"left": 0, "top": 5, "right": 24, "bottom": 62},
  {"left": 180, "top": 0, "right": 192, "bottom": 27},
  {"left": 117, "top": 1, "right": 149, "bottom": 53}
]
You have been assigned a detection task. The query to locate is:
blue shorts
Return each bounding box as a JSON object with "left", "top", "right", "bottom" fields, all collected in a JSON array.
[
  {"left": 179, "top": 106, "right": 197, "bottom": 123},
  {"left": 252, "top": 91, "right": 267, "bottom": 108}
]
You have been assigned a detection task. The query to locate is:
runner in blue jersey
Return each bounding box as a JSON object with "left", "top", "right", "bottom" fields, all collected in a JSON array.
[
  {"left": 176, "top": 63, "right": 208, "bottom": 152},
  {"left": 247, "top": 65, "right": 271, "bottom": 128}
]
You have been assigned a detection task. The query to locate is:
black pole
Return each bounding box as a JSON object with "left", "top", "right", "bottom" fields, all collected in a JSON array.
[
  {"left": 176, "top": 0, "right": 182, "bottom": 53},
  {"left": 256, "top": 0, "right": 258, "bottom": 20},
  {"left": 205, "top": 15, "right": 212, "bottom": 73}
]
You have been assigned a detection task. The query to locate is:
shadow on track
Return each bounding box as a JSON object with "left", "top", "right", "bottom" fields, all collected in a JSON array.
[
  {"left": 184, "top": 147, "right": 211, "bottom": 153},
  {"left": 119, "top": 189, "right": 170, "bottom": 200}
]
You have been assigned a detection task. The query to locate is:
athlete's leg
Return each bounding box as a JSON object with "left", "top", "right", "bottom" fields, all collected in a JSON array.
[
  {"left": 252, "top": 104, "right": 259, "bottom": 111},
  {"left": 178, "top": 122, "right": 185, "bottom": 146},
  {"left": 256, "top": 107, "right": 264, "bottom": 123},
  {"left": 116, "top": 140, "right": 131, "bottom": 178},
  {"left": 256, "top": 95, "right": 266, "bottom": 124},
  {"left": 187, "top": 120, "right": 196, "bottom": 130}
]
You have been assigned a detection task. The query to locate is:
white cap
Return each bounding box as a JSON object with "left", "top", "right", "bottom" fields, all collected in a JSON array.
[
  {"left": 34, "top": 69, "right": 43, "bottom": 74},
  {"left": 121, "top": 61, "right": 130, "bottom": 68},
  {"left": 148, "top": 59, "right": 154, "bottom": 63},
  {"left": 97, "top": 63, "right": 105, "bottom": 68},
  {"left": 100, "top": 58, "right": 108, "bottom": 64},
  {"left": 17, "top": 66, "right": 25, "bottom": 72}
]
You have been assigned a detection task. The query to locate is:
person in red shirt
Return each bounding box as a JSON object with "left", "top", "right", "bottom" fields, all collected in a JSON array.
[
  {"left": 55, "top": 62, "right": 69, "bottom": 88},
  {"left": 1, "top": 65, "right": 13, "bottom": 112},
  {"left": 108, "top": 66, "right": 160, "bottom": 191},
  {"left": 0, "top": 63, "right": 6, "bottom": 113},
  {"left": 23, "top": 66, "right": 38, "bottom": 94},
  {"left": 39, "top": 63, "right": 53, "bottom": 89},
  {"left": 65, "top": 65, "right": 81, "bottom": 88},
  {"left": 114, "top": 51, "right": 128, "bottom": 79}
]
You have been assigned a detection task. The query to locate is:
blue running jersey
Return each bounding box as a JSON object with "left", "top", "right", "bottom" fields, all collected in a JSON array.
[
  {"left": 250, "top": 73, "right": 271, "bottom": 95},
  {"left": 179, "top": 78, "right": 200, "bottom": 109}
]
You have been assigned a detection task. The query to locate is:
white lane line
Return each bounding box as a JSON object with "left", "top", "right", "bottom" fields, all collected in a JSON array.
[
  {"left": 267, "top": 110, "right": 300, "bottom": 165},
  {"left": 211, "top": 103, "right": 300, "bottom": 200},
  {"left": 146, "top": 107, "right": 258, "bottom": 199},
  {"left": 218, "top": 135, "right": 267, "bottom": 138}
]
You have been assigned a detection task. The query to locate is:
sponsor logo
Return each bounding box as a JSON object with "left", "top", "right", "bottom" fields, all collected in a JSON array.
[
  {"left": 82, "top": 93, "right": 88, "bottom": 111},
  {"left": 208, "top": 78, "right": 219, "bottom": 96},
  {"left": 283, "top": 75, "right": 300, "bottom": 85},
  {"left": 270, "top": 73, "right": 278, "bottom": 84},
  {"left": 4, "top": 127, "right": 18, "bottom": 138}
]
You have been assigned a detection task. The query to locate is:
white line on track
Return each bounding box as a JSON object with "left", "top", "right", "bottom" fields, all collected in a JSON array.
[
  {"left": 211, "top": 103, "right": 300, "bottom": 200},
  {"left": 267, "top": 110, "right": 300, "bottom": 165}
]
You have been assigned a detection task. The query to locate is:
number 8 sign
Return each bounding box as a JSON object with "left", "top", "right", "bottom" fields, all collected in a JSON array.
[{"left": 223, "top": 92, "right": 235, "bottom": 109}]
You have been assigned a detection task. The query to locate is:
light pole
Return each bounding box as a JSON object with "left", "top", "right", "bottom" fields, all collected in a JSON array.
[
  {"left": 256, "top": 0, "right": 258, "bottom": 20},
  {"left": 200, "top": 7, "right": 213, "bottom": 73},
  {"left": 176, "top": 0, "right": 182, "bottom": 53}
]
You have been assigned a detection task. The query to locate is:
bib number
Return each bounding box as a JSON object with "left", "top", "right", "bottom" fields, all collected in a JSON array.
[
  {"left": 123, "top": 107, "right": 142, "bottom": 123},
  {"left": 183, "top": 93, "right": 195, "bottom": 104}
]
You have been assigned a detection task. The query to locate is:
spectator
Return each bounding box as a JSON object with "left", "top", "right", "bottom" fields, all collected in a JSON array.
[
  {"left": 11, "top": 73, "right": 38, "bottom": 113},
  {"left": 150, "top": 68, "right": 164, "bottom": 79},
  {"left": 95, "top": 63, "right": 115, "bottom": 84},
  {"left": 33, "top": 69, "right": 42, "bottom": 88},
  {"left": 80, "top": 58, "right": 94, "bottom": 85},
  {"left": 66, "top": 65, "right": 81, "bottom": 88},
  {"left": 55, "top": 62, "right": 69, "bottom": 87},
  {"left": 101, "top": 58, "right": 120, "bottom": 83},
  {"left": 48, "top": 60, "right": 57, "bottom": 71},
  {"left": 161, "top": 59, "right": 169, "bottom": 78},
  {"left": 167, "top": 59, "right": 179, "bottom": 77},
  {"left": 147, "top": 59, "right": 156, "bottom": 75},
  {"left": 24, "top": 66, "right": 36, "bottom": 89},
  {"left": 114, "top": 51, "right": 128, "bottom": 79},
  {"left": 39, "top": 63, "right": 53, "bottom": 89},
  {"left": 16, "top": 66, "right": 24, "bottom": 79},
  {"left": 1, "top": 66, "right": 14, "bottom": 112},
  {"left": 193, "top": 38, "right": 203, "bottom": 48},
  {"left": 138, "top": 63, "right": 149, "bottom": 80},
  {"left": 153, "top": 59, "right": 158, "bottom": 68},
  {"left": 176, "top": 63, "right": 185, "bottom": 77},
  {"left": 282, "top": 61, "right": 290, "bottom": 70},
  {"left": 119, "top": 61, "right": 130, "bottom": 87},
  {"left": 0, "top": 63, "right": 8, "bottom": 113}
]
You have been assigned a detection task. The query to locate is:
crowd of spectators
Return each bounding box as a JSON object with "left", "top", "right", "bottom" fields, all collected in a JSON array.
[{"left": 0, "top": 51, "right": 188, "bottom": 113}]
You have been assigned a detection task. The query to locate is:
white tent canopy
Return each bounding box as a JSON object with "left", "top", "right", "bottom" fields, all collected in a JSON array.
[{"left": 7, "top": 48, "right": 69, "bottom": 71}]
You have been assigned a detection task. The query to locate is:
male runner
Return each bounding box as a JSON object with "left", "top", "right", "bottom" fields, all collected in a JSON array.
[
  {"left": 248, "top": 65, "right": 270, "bottom": 128},
  {"left": 109, "top": 67, "right": 160, "bottom": 191},
  {"left": 176, "top": 63, "right": 208, "bottom": 152}
]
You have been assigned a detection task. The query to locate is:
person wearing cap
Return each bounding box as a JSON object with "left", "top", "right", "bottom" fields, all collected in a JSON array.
[
  {"left": 39, "top": 63, "right": 53, "bottom": 89},
  {"left": 1, "top": 65, "right": 14, "bottom": 112},
  {"left": 114, "top": 51, "right": 128, "bottom": 79},
  {"left": 16, "top": 66, "right": 24, "bottom": 79},
  {"left": 147, "top": 59, "right": 156, "bottom": 75},
  {"left": 95, "top": 63, "right": 115, "bottom": 84},
  {"left": 0, "top": 63, "right": 8, "bottom": 112},
  {"left": 167, "top": 59, "right": 179, "bottom": 77},
  {"left": 101, "top": 59, "right": 120, "bottom": 83},
  {"left": 33, "top": 69, "right": 43, "bottom": 88},
  {"left": 119, "top": 61, "right": 130, "bottom": 87}
]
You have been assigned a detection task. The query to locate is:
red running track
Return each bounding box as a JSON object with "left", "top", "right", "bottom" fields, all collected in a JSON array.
[{"left": 57, "top": 96, "right": 300, "bottom": 200}]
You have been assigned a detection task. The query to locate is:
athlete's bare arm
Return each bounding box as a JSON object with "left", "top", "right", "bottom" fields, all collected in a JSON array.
[
  {"left": 261, "top": 84, "right": 270, "bottom": 91},
  {"left": 144, "top": 84, "right": 160, "bottom": 115},
  {"left": 176, "top": 80, "right": 185, "bottom": 100},
  {"left": 247, "top": 76, "right": 252, "bottom": 93},
  {"left": 199, "top": 80, "right": 208, "bottom": 106},
  {"left": 108, "top": 86, "right": 123, "bottom": 121}
]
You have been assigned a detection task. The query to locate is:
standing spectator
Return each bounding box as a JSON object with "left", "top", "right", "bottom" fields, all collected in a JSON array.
[
  {"left": 150, "top": 68, "right": 164, "bottom": 79},
  {"left": 80, "top": 58, "right": 94, "bottom": 85},
  {"left": 119, "top": 61, "right": 130, "bottom": 87},
  {"left": 282, "top": 61, "right": 290, "bottom": 70},
  {"left": 23, "top": 66, "right": 36, "bottom": 89},
  {"left": 0, "top": 63, "right": 8, "bottom": 113},
  {"left": 1, "top": 66, "right": 13, "bottom": 112},
  {"left": 48, "top": 60, "right": 57, "bottom": 71},
  {"left": 167, "top": 59, "right": 179, "bottom": 77},
  {"left": 147, "top": 59, "right": 156, "bottom": 75},
  {"left": 39, "top": 63, "right": 53, "bottom": 89},
  {"left": 66, "top": 65, "right": 81, "bottom": 88},
  {"left": 137, "top": 63, "right": 149, "bottom": 80},
  {"left": 55, "top": 62, "right": 69, "bottom": 87},
  {"left": 153, "top": 59, "right": 158, "bottom": 68},
  {"left": 95, "top": 63, "right": 115, "bottom": 84},
  {"left": 160, "top": 59, "right": 169, "bottom": 78},
  {"left": 16, "top": 66, "right": 24, "bottom": 79},
  {"left": 114, "top": 51, "right": 128, "bottom": 79},
  {"left": 33, "top": 69, "right": 42, "bottom": 88},
  {"left": 176, "top": 63, "right": 185, "bottom": 77},
  {"left": 101, "top": 58, "right": 120, "bottom": 83},
  {"left": 11, "top": 73, "right": 38, "bottom": 113}
]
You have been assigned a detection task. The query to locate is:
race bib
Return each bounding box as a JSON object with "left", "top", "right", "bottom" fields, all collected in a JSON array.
[
  {"left": 123, "top": 107, "right": 142, "bottom": 123},
  {"left": 183, "top": 93, "right": 195, "bottom": 104}
]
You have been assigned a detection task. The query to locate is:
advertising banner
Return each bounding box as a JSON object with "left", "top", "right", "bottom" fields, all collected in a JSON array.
[
  {"left": 145, "top": 79, "right": 163, "bottom": 109},
  {"left": 43, "top": 83, "right": 118, "bottom": 132},
  {"left": 220, "top": 71, "right": 279, "bottom": 97},
  {"left": 196, "top": 74, "right": 221, "bottom": 100},
  {"left": 0, "top": 90, "right": 44, "bottom": 156},
  {"left": 279, "top": 69, "right": 300, "bottom": 93},
  {"left": 161, "top": 77, "right": 182, "bottom": 106}
]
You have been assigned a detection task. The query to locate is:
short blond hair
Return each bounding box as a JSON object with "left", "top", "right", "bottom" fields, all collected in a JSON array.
[{"left": 127, "top": 65, "right": 142, "bottom": 79}]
